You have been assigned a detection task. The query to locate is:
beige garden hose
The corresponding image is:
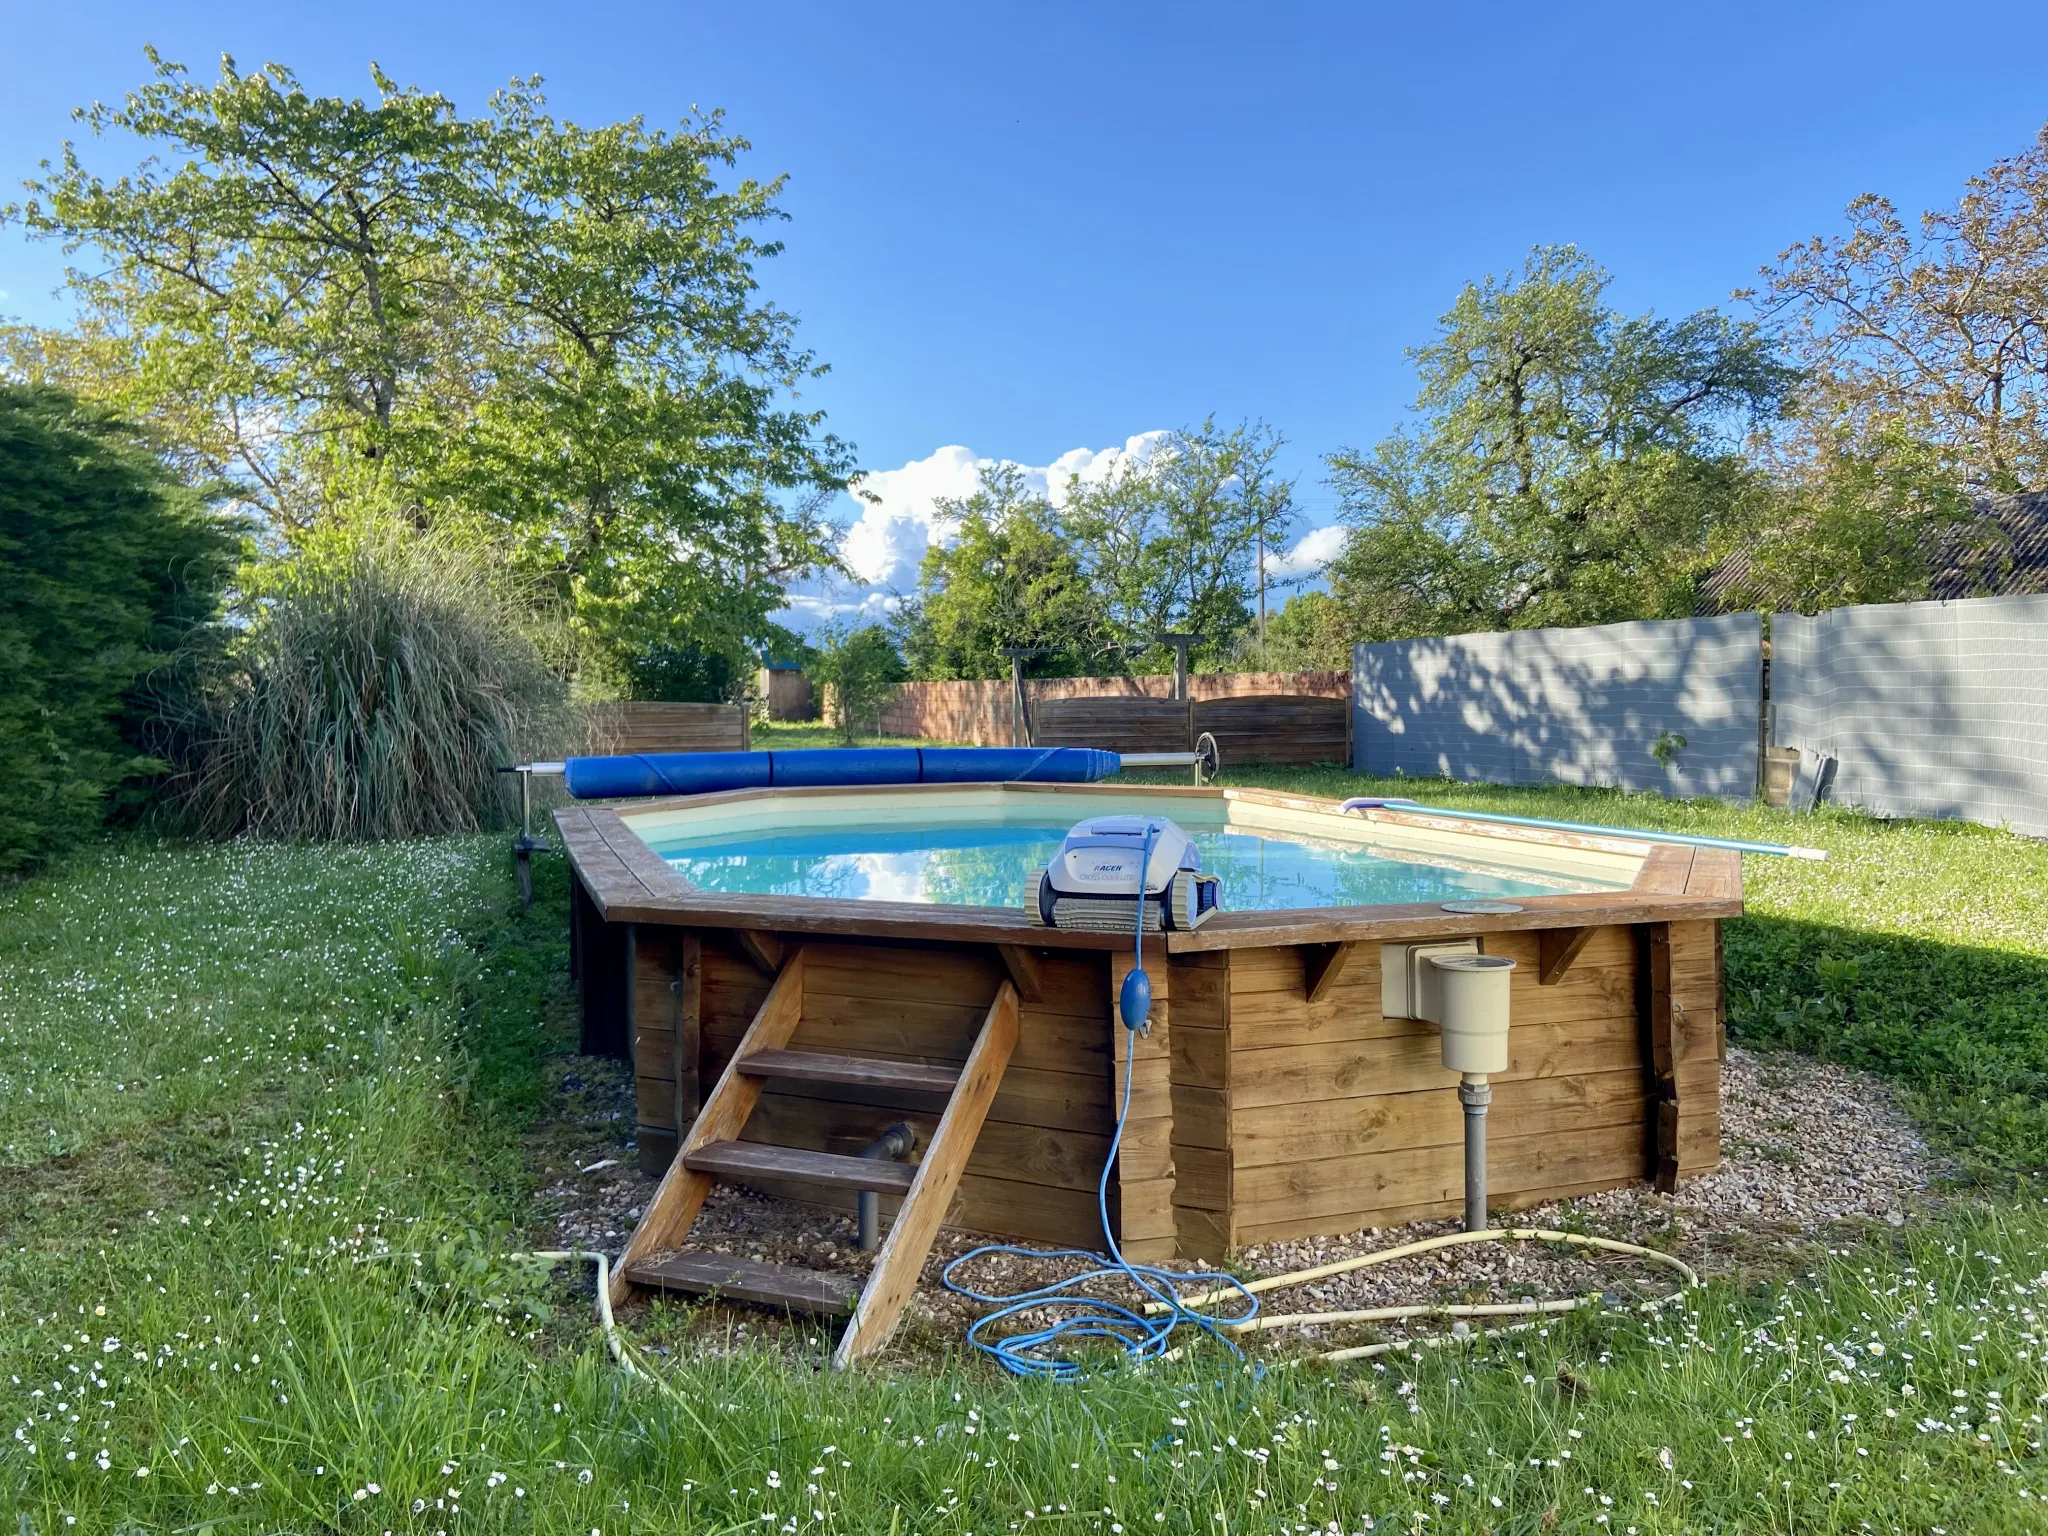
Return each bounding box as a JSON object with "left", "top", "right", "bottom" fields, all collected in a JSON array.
[
  {"left": 518, "top": 1250, "right": 713, "bottom": 1412},
  {"left": 522, "top": 1249, "right": 636, "bottom": 1375},
  {"left": 362, "top": 1247, "right": 705, "bottom": 1407},
  {"left": 1144, "top": 1226, "right": 1698, "bottom": 1364}
]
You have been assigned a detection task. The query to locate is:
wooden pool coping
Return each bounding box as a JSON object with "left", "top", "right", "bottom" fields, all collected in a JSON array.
[{"left": 553, "top": 781, "right": 1742, "bottom": 953}]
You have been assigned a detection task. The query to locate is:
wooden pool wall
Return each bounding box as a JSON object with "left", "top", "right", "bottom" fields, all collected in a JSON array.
[{"left": 570, "top": 887, "right": 1728, "bottom": 1260}]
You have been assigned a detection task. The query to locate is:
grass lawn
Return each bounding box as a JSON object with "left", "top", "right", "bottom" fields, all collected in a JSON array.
[{"left": 3, "top": 771, "right": 2048, "bottom": 1532}]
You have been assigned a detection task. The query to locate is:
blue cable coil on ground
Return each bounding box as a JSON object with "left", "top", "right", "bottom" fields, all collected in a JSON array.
[{"left": 940, "top": 822, "right": 1260, "bottom": 1379}]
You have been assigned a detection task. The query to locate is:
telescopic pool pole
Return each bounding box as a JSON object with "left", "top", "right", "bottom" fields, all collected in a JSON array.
[{"left": 1341, "top": 797, "right": 1827, "bottom": 861}]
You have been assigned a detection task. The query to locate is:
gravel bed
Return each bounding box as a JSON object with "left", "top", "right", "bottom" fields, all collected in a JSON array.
[{"left": 532, "top": 1046, "right": 1948, "bottom": 1364}]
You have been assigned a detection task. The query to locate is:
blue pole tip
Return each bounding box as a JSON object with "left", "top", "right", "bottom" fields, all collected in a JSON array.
[{"left": 1118, "top": 966, "right": 1153, "bottom": 1033}]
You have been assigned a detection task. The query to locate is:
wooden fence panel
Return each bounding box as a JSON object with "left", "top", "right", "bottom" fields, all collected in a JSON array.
[
  {"left": 1194, "top": 695, "right": 1349, "bottom": 767},
  {"left": 586, "top": 701, "right": 748, "bottom": 754},
  {"left": 1027, "top": 693, "right": 1348, "bottom": 765},
  {"left": 1032, "top": 697, "right": 1192, "bottom": 753},
  {"left": 880, "top": 671, "right": 1352, "bottom": 745}
]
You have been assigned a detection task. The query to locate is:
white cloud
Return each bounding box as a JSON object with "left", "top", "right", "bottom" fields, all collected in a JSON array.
[
  {"left": 1039, "top": 432, "right": 1173, "bottom": 508},
  {"left": 782, "top": 432, "right": 1352, "bottom": 636},
  {"left": 834, "top": 434, "right": 1171, "bottom": 590},
  {"left": 776, "top": 589, "right": 901, "bottom": 631},
  {"left": 837, "top": 444, "right": 982, "bottom": 588},
  {"left": 1268, "top": 523, "right": 1347, "bottom": 581}
]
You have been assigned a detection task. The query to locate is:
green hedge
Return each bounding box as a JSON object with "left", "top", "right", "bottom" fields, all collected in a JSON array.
[{"left": 0, "top": 385, "right": 238, "bottom": 872}]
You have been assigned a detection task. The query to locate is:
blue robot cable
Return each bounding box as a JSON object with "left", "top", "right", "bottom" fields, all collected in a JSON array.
[{"left": 941, "top": 822, "right": 1260, "bottom": 1378}]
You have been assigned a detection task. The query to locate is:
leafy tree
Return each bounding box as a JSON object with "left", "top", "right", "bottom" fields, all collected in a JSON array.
[
  {"left": 3, "top": 51, "right": 850, "bottom": 679},
  {"left": 625, "top": 639, "right": 738, "bottom": 703},
  {"left": 424, "top": 84, "right": 848, "bottom": 674},
  {"left": 1325, "top": 245, "right": 1793, "bottom": 640},
  {"left": 811, "top": 624, "right": 906, "bottom": 743},
  {"left": 1228, "top": 590, "right": 1352, "bottom": 671},
  {"left": 1057, "top": 417, "right": 1295, "bottom": 668},
  {"left": 0, "top": 384, "right": 240, "bottom": 870},
  {"left": 1723, "top": 120, "right": 2048, "bottom": 613},
  {"left": 1717, "top": 425, "right": 1976, "bottom": 614},
  {"left": 1751, "top": 124, "right": 2048, "bottom": 495},
  {"left": 8, "top": 54, "right": 480, "bottom": 525},
  {"left": 897, "top": 464, "right": 1101, "bottom": 680}
]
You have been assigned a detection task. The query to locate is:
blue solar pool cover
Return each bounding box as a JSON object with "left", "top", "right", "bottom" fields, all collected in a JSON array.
[{"left": 561, "top": 745, "right": 1123, "bottom": 800}]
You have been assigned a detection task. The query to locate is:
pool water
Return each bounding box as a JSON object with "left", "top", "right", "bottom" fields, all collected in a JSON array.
[{"left": 645, "top": 822, "right": 1600, "bottom": 911}]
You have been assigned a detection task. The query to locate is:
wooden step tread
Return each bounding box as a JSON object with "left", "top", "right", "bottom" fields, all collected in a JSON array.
[
  {"left": 682, "top": 1140, "right": 919, "bottom": 1195},
  {"left": 623, "top": 1252, "right": 861, "bottom": 1314},
  {"left": 738, "top": 1048, "right": 960, "bottom": 1095}
]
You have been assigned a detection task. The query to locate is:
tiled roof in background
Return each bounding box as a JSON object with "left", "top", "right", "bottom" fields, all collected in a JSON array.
[
  {"left": 1701, "top": 490, "right": 2048, "bottom": 613},
  {"left": 1931, "top": 492, "right": 2048, "bottom": 599}
]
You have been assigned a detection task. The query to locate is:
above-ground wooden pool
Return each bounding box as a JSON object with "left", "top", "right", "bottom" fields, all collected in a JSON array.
[{"left": 560, "top": 781, "right": 1739, "bottom": 1270}]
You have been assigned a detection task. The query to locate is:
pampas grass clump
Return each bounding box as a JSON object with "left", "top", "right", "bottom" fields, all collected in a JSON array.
[{"left": 177, "top": 537, "right": 574, "bottom": 841}]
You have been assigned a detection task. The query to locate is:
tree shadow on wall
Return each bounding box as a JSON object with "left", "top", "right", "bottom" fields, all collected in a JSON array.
[
  {"left": 1727, "top": 912, "right": 2048, "bottom": 1183},
  {"left": 1355, "top": 616, "right": 1762, "bottom": 799},
  {"left": 1775, "top": 607, "right": 2046, "bottom": 831}
]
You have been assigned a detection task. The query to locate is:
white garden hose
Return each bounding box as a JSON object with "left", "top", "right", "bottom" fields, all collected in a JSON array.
[
  {"left": 522, "top": 1249, "right": 637, "bottom": 1376},
  {"left": 518, "top": 1250, "right": 711, "bottom": 1412},
  {"left": 1145, "top": 1226, "right": 1697, "bottom": 1364},
  {"left": 362, "top": 1247, "right": 704, "bottom": 1405}
]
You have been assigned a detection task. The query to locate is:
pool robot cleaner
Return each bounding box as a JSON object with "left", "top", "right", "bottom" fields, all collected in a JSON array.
[{"left": 1034, "top": 814, "right": 1222, "bottom": 933}]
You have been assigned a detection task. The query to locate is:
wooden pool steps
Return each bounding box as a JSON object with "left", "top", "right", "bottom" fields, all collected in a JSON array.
[
  {"left": 610, "top": 945, "right": 1019, "bottom": 1368},
  {"left": 679, "top": 1140, "right": 920, "bottom": 1195},
  {"left": 627, "top": 1252, "right": 860, "bottom": 1313},
  {"left": 735, "top": 1048, "right": 963, "bottom": 1095}
]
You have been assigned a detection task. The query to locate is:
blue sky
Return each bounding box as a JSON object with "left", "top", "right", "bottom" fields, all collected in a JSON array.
[{"left": 4, "top": 1, "right": 2047, "bottom": 627}]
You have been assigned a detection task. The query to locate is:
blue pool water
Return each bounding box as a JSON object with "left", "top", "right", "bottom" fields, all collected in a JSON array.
[{"left": 645, "top": 822, "right": 1600, "bottom": 911}]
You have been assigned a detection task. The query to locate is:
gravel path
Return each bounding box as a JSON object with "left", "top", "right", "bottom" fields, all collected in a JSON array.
[{"left": 531, "top": 1046, "right": 1948, "bottom": 1365}]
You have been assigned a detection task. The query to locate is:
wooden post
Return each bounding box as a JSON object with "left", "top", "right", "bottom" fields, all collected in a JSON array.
[
  {"left": 567, "top": 872, "right": 585, "bottom": 983},
  {"left": 998, "top": 647, "right": 1045, "bottom": 747},
  {"left": 1635, "top": 922, "right": 1681, "bottom": 1192},
  {"left": 1344, "top": 673, "right": 1355, "bottom": 771},
  {"left": 621, "top": 925, "right": 637, "bottom": 1065},
  {"left": 579, "top": 904, "right": 631, "bottom": 1060},
  {"left": 1107, "top": 950, "right": 1176, "bottom": 1261},
  {"left": 1155, "top": 633, "right": 1203, "bottom": 753},
  {"left": 671, "top": 932, "right": 702, "bottom": 1142}
]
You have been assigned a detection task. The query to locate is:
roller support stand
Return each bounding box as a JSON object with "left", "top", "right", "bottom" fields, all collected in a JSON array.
[
  {"left": 510, "top": 763, "right": 546, "bottom": 909},
  {"left": 1459, "top": 1076, "right": 1491, "bottom": 1233},
  {"left": 513, "top": 833, "right": 543, "bottom": 910}
]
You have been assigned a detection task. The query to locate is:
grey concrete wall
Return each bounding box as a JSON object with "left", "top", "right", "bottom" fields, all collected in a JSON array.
[
  {"left": 1353, "top": 613, "right": 1764, "bottom": 799},
  {"left": 1772, "top": 594, "right": 2048, "bottom": 837}
]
